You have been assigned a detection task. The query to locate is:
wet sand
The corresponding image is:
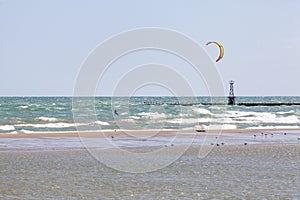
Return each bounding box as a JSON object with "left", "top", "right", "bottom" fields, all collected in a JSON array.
[
  {"left": 1, "top": 129, "right": 299, "bottom": 151},
  {"left": 0, "top": 144, "right": 299, "bottom": 199},
  {"left": 0, "top": 129, "right": 300, "bottom": 199},
  {"left": 1, "top": 127, "right": 300, "bottom": 138}
]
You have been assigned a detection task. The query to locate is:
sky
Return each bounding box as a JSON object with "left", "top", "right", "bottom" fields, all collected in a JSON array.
[{"left": 1, "top": 0, "right": 300, "bottom": 96}]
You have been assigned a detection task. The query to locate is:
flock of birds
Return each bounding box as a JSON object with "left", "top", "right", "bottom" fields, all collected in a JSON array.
[
  {"left": 109, "top": 131, "right": 300, "bottom": 148},
  {"left": 212, "top": 132, "right": 300, "bottom": 147}
]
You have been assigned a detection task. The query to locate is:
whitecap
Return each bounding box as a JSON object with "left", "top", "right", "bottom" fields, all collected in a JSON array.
[
  {"left": 224, "top": 111, "right": 300, "bottom": 124},
  {"left": 18, "top": 105, "right": 29, "bottom": 109},
  {"left": 0, "top": 125, "right": 15, "bottom": 131},
  {"left": 120, "top": 119, "right": 136, "bottom": 123},
  {"left": 192, "top": 108, "right": 212, "bottom": 115},
  {"left": 130, "top": 116, "right": 140, "bottom": 120},
  {"left": 94, "top": 121, "right": 110, "bottom": 126},
  {"left": 19, "top": 129, "right": 35, "bottom": 133},
  {"left": 137, "top": 112, "right": 167, "bottom": 120},
  {"left": 167, "top": 118, "right": 211, "bottom": 124},
  {"left": 15, "top": 123, "right": 76, "bottom": 128},
  {"left": 277, "top": 110, "right": 295, "bottom": 115},
  {"left": 36, "top": 117, "right": 60, "bottom": 122}
]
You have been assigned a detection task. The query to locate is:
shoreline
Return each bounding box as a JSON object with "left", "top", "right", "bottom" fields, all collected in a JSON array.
[
  {"left": 1, "top": 141, "right": 299, "bottom": 152},
  {"left": 1, "top": 127, "right": 300, "bottom": 138}
]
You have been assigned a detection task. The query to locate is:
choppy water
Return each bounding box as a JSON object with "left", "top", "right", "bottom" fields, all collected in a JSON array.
[{"left": 1, "top": 97, "right": 300, "bottom": 133}]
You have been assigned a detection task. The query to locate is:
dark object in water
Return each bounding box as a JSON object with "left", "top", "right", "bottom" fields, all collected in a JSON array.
[
  {"left": 196, "top": 130, "right": 206, "bottom": 132},
  {"left": 143, "top": 81, "right": 300, "bottom": 107},
  {"left": 195, "top": 126, "right": 206, "bottom": 132},
  {"left": 114, "top": 109, "right": 119, "bottom": 115},
  {"left": 201, "top": 102, "right": 300, "bottom": 106},
  {"left": 144, "top": 101, "right": 300, "bottom": 107},
  {"left": 237, "top": 103, "right": 300, "bottom": 106}
]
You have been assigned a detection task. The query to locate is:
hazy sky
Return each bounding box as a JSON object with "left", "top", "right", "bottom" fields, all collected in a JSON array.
[{"left": 1, "top": 0, "right": 300, "bottom": 96}]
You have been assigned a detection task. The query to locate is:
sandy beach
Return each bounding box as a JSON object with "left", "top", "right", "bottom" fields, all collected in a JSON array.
[
  {"left": 0, "top": 143, "right": 299, "bottom": 199},
  {"left": 0, "top": 129, "right": 299, "bottom": 199}
]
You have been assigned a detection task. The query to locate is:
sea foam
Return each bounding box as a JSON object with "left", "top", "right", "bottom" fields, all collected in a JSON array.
[
  {"left": 15, "top": 123, "right": 76, "bottom": 129},
  {"left": 94, "top": 121, "right": 110, "bottom": 126},
  {"left": 0, "top": 125, "right": 15, "bottom": 131},
  {"left": 36, "top": 117, "right": 60, "bottom": 122}
]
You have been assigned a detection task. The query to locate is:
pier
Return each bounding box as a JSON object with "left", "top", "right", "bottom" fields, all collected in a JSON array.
[
  {"left": 144, "top": 102, "right": 300, "bottom": 106},
  {"left": 143, "top": 81, "right": 300, "bottom": 107}
]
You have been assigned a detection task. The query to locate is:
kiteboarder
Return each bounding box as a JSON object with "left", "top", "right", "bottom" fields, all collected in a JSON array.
[{"left": 114, "top": 109, "right": 119, "bottom": 116}]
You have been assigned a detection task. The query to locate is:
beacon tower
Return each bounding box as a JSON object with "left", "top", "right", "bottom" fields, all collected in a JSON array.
[{"left": 228, "top": 80, "right": 235, "bottom": 105}]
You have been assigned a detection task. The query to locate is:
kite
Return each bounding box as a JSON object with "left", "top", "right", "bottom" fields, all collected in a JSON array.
[{"left": 206, "top": 41, "right": 224, "bottom": 62}]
